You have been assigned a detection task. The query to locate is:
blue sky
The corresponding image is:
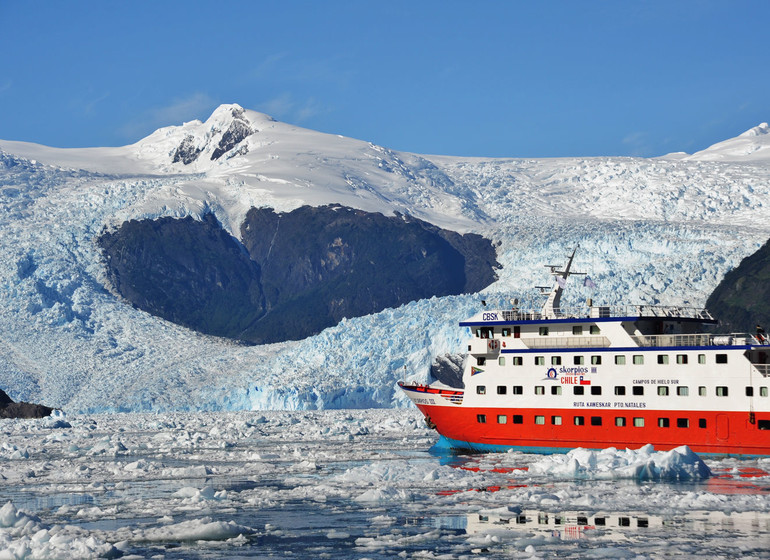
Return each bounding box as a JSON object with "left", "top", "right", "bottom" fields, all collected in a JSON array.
[{"left": 1, "top": 1, "right": 767, "bottom": 157}]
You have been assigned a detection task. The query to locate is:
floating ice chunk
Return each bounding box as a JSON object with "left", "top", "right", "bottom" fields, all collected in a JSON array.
[
  {"left": 43, "top": 409, "right": 71, "bottom": 429},
  {"left": 527, "top": 445, "right": 711, "bottom": 481},
  {"left": 326, "top": 529, "right": 349, "bottom": 539},
  {"left": 134, "top": 517, "right": 253, "bottom": 542},
  {"left": 0, "top": 501, "right": 118, "bottom": 558}
]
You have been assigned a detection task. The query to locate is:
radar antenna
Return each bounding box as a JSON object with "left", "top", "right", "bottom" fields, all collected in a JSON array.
[{"left": 540, "top": 247, "right": 585, "bottom": 318}]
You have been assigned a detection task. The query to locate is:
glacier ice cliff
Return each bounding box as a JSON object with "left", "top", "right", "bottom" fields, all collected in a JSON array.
[{"left": 0, "top": 105, "right": 769, "bottom": 412}]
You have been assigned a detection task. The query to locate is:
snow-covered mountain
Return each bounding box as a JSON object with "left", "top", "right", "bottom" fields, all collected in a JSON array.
[{"left": 1, "top": 104, "right": 768, "bottom": 413}]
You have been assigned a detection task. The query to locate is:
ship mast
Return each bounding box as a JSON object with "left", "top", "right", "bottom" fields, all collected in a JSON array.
[{"left": 540, "top": 247, "right": 585, "bottom": 319}]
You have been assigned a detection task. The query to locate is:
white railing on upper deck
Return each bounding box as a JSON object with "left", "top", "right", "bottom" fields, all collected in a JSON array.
[
  {"left": 500, "top": 305, "right": 713, "bottom": 322},
  {"left": 754, "top": 364, "right": 770, "bottom": 378},
  {"left": 522, "top": 336, "right": 611, "bottom": 349},
  {"left": 630, "top": 333, "right": 768, "bottom": 348}
]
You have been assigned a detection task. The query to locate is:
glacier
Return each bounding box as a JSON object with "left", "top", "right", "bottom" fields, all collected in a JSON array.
[{"left": 0, "top": 104, "right": 769, "bottom": 413}]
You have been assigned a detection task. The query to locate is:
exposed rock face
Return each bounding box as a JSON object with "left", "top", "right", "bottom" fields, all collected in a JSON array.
[
  {"left": 706, "top": 238, "right": 770, "bottom": 333},
  {"left": 171, "top": 134, "right": 202, "bottom": 165},
  {"left": 98, "top": 213, "right": 266, "bottom": 339},
  {"left": 211, "top": 107, "right": 253, "bottom": 160},
  {"left": 98, "top": 205, "right": 499, "bottom": 344},
  {"left": 0, "top": 388, "right": 53, "bottom": 418}
]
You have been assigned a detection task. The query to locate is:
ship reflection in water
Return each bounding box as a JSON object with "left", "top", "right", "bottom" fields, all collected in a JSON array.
[{"left": 430, "top": 508, "right": 770, "bottom": 543}]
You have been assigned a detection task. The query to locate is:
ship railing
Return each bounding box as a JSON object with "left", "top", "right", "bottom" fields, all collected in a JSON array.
[
  {"left": 500, "top": 305, "right": 713, "bottom": 322},
  {"left": 589, "top": 305, "right": 714, "bottom": 320},
  {"left": 631, "top": 333, "right": 753, "bottom": 348},
  {"left": 522, "top": 336, "right": 611, "bottom": 349},
  {"left": 752, "top": 364, "right": 770, "bottom": 378}
]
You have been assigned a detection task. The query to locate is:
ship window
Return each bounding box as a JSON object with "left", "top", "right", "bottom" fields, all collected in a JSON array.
[
  {"left": 535, "top": 386, "right": 545, "bottom": 395},
  {"left": 716, "top": 354, "right": 728, "bottom": 364},
  {"left": 551, "top": 386, "right": 562, "bottom": 395},
  {"left": 574, "top": 416, "right": 585, "bottom": 426},
  {"left": 619, "top": 517, "right": 630, "bottom": 527},
  {"left": 552, "top": 356, "right": 562, "bottom": 365},
  {"left": 758, "top": 420, "right": 770, "bottom": 430},
  {"left": 637, "top": 518, "right": 649, "bottom": 528},
  {"left": 551, "top": 415, "right": 562, "bottom": 425},
  {"left": 573, "top": 386, "right": 585, "bottom": 395},
  {"left": 476, "top": 357, "right": 486, "bottom": 366},
  {"left": 502, "top": 327, "right": 511, "bottom": 337},
  {"left": 595, "top": 517, "right": 606, "bottom": 526},
  {"left": 633, "top": 355, "right": 644, "bottom": 365},
  {"left": 716, "top": 386, "right": 729, "bottom": 397},
  {"left": 512, "top": 415, "right": 523, "bottom": 424},
  {"left": 538, "top": 513, "right": 549, "bottom": 524},
  {"left": 574, "top": 355, "right": 584, "bottom": 365},
  {"left": 615, "top": 417, "right": 626, "bottom": 427},
  {"left": 699, "top": 418, "right": 707, "bottom": 428},
  {"left": 658, "top": 417, "right": 670, "bottom": 428},
  {"left": 633, "top": 386, "right": 644, "bottom": 396},
  {"left": 513, "top": 385, "right": 523, "bottom": 395},
  {"left": 477, "top": 414, "right": 487, "bottom": 423},
  {"left": 535, "top": 356, "right": 545, "bottom": 366},
  {"left": 591, "top": 355, "right": 602, "bottom": 365},
  {"left": 497, "top": 385, "right": 507, "bottom": 395},
  {"left": 539, "top": 327, "right": 549, "bottom": 336},
  {"left": 514, "top": 326, "right": 521, "bottom": 338},
  {"left": 633, "top": 417, "right": 645, "bottom": 427},
  {"left": 698, "top": 354, "right": 706, "bottom": 364},
  {"left": 476, "top": 385, "right": 486, "bottom": 395},
  {"left": 535, "top": 415, "right": 545, "bottom": 425},
  {"left": 554, "top": 515, "right": 563, "bottom": 525},
  {"left": 676, "top": 354, "right": 688, "bottom": 364},
  {"left": 573, "top": 326, "right": 583, "bottom": 335},
  {"left": 591, "top": 386, "right": 602, "bottom": 395},
  {"left": 658, "top": 386, "right": 669, "bottom": 396},
  {"left": 677, "top": 386, "right": 689, "bottom": 396},
  {"left": 497, "top": 415, "right": 507, "bottom": 424},
  {"left": 762, "top": 387, "right": 769, "bottom": 397},
  {"left": 657, "top": 355, "right": 669, "bottom": 365},
  {"left": 677, "top": 418, "right": 689, "bottom": 428},
  {"left": 513, "top": 356, "right": 523, "bottom": 366},
  {"left": 577, "top": 516, "right": 588, "bottom": 526},
  {"left": 615, "top": 386, "right": 626, "bottom": 396},
  {"left": 699, "top": 386, "right": 707, "bottom": 396},
  {"left": 590, "top": 416, "right": 602, "bottom": 426},
  {"left": 615, "top": 355, "right": 626, "bottom": 365},
  {"left": 746, "top": 387, "right": 754, "bottom": 397},
  {"left": 590, "top": 325, "right": 601, "bottom": 335},
  {"left": 498, "top": 356, "right": 505, "bottom": 366}
]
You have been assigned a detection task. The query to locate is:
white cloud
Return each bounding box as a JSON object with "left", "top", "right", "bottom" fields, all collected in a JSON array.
[
  {"left": 257, "top": 93, "right": 326, "bottom": 123},
  {"left": 119, "top": 93, "right": 218, "bottom": 141}
]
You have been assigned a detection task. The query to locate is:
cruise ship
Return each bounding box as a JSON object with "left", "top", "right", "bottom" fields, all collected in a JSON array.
[{"left": 399, "top": 249, "right": 770, "bottom": 456}]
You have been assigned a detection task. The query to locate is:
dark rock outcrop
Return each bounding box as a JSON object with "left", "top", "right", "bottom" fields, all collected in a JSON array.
[
  {"left": 171, "top": 134, "right": 202, "bottom": 165},
  {"left": 0, "top": 389, "right": 54, "bottom": 419},
  {"left": 706, "top": 238, "right": 770, "bottom": 333},
  {"left": 211, "top": 108, "right": 253, "bottom": 160},
  {"left": 98, "top": 205, "right": 499, "bottom": 344},
  {"left": 98, "top": 213, "right": 266, "bottom": 339}
]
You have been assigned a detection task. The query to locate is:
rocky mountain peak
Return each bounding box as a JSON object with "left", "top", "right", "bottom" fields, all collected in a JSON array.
[{"left": 170, "top": 104, "right": 257, "bottom": 166}]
